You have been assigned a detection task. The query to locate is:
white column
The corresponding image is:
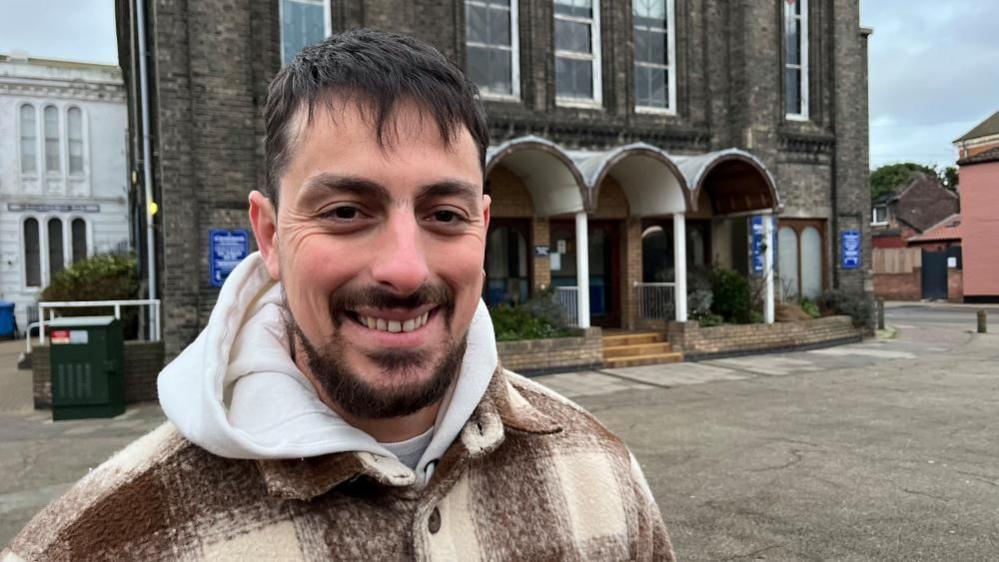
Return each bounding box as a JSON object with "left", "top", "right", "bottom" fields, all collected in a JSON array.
[
  {"left": 763, "top": 215, "right": 775, "bottom": 324},
  {"left": 672, "top": 212, "right": 688, "bottom": 322},
  {"left": 574, "top": 211, "right": 591, "bottom": 329}
]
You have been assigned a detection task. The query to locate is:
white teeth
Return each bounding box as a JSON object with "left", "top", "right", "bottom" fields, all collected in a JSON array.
[
  {"left": 420, "top": 312, "right": 429, "bottom": 327},
  {"left": 376, "top": 318, "right": 387, "bottom": 331},
  {"left": 358, "top": 313, "right": 429, "bottom": 332},
  {"left": 366, "top": 317, "right": 376, "bottom": 330},
  {"left": 402, "top": 319, "right": 415, "bottom": 332},
  {"left": 387, "top": 320, "right": 402, "bottom": 333}
]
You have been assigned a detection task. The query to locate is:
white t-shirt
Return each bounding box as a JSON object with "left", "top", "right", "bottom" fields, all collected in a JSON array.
[{"left": 380, "top": 427, "right": 435, "bottom": 470}]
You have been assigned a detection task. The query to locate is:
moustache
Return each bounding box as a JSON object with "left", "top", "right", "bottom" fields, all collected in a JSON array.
[{"left": 328, "top": 283, "right": 455, "bottom": 327}]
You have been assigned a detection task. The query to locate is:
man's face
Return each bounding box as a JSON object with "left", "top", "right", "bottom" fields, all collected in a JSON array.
[{"left": 250, "top": 99, "right": 489, "bottom": 419}]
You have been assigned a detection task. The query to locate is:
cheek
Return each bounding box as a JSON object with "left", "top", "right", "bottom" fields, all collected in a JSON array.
[{"left": 280, "top": 231, "right": 362, "bottom": 331}]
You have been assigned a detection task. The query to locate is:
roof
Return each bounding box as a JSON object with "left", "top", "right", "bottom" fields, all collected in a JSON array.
[
  {"left": 907, "top": 213, "right": 962, "bottom": 244},
  {"left": 954, "top": 110, "right": 999, "bottom": 143},
  {"left": 958, "top": 145, "right": 999, "bottom": 166}
]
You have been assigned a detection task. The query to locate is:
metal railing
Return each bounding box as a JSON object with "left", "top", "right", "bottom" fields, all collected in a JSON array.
[
  {"left": 29, "top": 299, "right": 162, "bottom": 352},
  {"left": 634, "top": 282, "right": 675, "bottom": 321},
  {"left": 554, "top": 286, "right": 580, "bottom": 327}
]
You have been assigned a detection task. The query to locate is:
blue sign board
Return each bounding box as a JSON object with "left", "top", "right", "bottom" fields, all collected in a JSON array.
[
  {"left": 209, "top": 229, "right": 249, "bottom": 288},
  {"left": 841, "top": 230, "right": 862, "bottom": 269},
  {"left": 751, "top": 216, "right": 777, "bottom": 275}
]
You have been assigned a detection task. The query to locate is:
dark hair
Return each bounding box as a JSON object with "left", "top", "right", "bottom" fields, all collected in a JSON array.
[{"left": 263, "top": 29, "right": 489, "bottom": 204}]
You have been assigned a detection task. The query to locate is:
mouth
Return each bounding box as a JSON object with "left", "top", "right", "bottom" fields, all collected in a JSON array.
[{"left": 345, "top": 306, "right": 437, "bottom": 334}]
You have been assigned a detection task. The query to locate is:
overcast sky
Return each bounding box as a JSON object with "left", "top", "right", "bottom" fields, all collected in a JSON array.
[{"left": 1, "top": 0, "right": 997, "bottom": 171}]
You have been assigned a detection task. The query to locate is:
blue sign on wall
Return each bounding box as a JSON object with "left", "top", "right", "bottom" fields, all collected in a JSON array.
[
  {"left": 841, "top": 230, "right": 862, "bottom": 269},
  {"left": 751, "top": 216, "right": 777, "bottom": 275},
  {"left": 209, "top": 229, "right": 249, "bottom": 288}
]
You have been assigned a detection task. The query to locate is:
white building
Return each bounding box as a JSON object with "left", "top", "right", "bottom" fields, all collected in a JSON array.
[{"left": 0, "top": 53, "right": 130, "bottom": 333}]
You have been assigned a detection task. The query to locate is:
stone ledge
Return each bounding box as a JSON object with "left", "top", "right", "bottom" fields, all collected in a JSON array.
[{"left": 668, "top": 316, "right": 862, "bottom": 360}]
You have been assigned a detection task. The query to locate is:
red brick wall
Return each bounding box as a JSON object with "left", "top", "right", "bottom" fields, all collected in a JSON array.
[
  {"left": 874, "top": 271, "right": 921, "bottom": 300},
  {"left": 948, "top": 269, "right": 964, "bottom": 302},
  {"left": 668, "top": 316, "right": 862, "bottom": 358}
]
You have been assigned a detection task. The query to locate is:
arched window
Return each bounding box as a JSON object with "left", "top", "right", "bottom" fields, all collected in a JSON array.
[
  {"left": 778, "top": 226, "right": 799, "bottom": 300},
  {"left": 20, "top": 105, "right": 38, "bottom": 174},
  {"left": 24, "top": 218, "right": 41, "bottom": 287},
  {"left": 72, "top": 218, "right": 88, "bottom": 263},
  {"left": 48, "top": 218, "right": 65, "bottom": 278},
  {"left": 67, "top": 107, "right": 84, "bottom": 175},
  {"left": 44, "top": 105, "right": 60, "bottom": 173},
  {"left": 801, "top": 226, "right": 822, "bottom": 299}
]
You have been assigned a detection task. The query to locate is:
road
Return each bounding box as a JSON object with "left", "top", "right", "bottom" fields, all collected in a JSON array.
[{"left": 1, "top": 303, "right": 997, "bottom": 558}]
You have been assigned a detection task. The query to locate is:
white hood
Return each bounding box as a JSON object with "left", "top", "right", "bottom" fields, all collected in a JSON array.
[{"left": 158, "top": 252, "right": 498, "bottom": 484}]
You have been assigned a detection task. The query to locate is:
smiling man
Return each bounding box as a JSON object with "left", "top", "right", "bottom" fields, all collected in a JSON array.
[{"left": 4, "top": 30, "right": 673, "bottom": 561}]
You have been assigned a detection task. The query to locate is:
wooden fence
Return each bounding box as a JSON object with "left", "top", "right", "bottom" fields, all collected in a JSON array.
[{"left": 873, "top": 247, "right": 922, "bottom": 274}]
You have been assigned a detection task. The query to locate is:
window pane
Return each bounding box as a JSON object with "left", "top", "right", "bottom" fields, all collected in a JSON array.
[
  {"left": 778, "top": 226, "right": 799, "bottom": 299},
  {"left": 489, "top": 48, "right": 513, "bottom": 94},
  {"left": 555, "top": 19, "right": 591, "bottom": 53},
  {"left": 785, "top": 16, "right": 800, "bottom": 65},
  {"left": 20, "top": 105, "right": 37, "bottom": 174},
  {"left": 68, "top": 108, "right": 84, "bottom": 174},
  {"left": 634, "top": 66, "right": 650, "bottom": 106},
  {"left": 281, "top": 0, "right": 326, "bottom": 65},
  {"left": 466, "top": 3, "right": 487, "bottom": 43},
  {"left": 72, "top": 219, "right": 87, "bottom": 263},
  {"left": 554, "top": 0, "right": 592, "bottom": 18},
  {"left": 801, "top": 226, "right": 822, "bottom": 299},
  {"left": 487, "top": 5, "right": 510, "bottom": 45},
  {"left": 633, "top": 0, "right": 665, "bottom": 19},
  {"left": 785, "top": 67, "right": 801, "bottom": 114},
  {"left": 24, "top": 219, "right": 41, "bottom": 287},
  {"left": 48, "top": 218, "right": 64, "bottom": 278},
  {"left": 44, "top": 106, "right": 60, "bottom": 173},
  {"left": 556, "top": 56, "right": 593, "bottom": 99}
]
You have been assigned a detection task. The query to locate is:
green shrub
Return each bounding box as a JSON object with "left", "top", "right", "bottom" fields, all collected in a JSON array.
[
  {"left": 799, "top": 298, "right": 821, "bottom": 319},
  {"left": 817, "top": 289, "right": 873, "bottom": 331},
  {"left": 696, "top": 313, "right": 724, "bottom": 327},
  {"left": 490, "top": 288, "right": 573, "bottom": 342},
  {"left": 42, "top": 254, "right": 141, "bottom": 336},
  {"left": 710, "top": 268, "right": 752, "bottom": 324}
]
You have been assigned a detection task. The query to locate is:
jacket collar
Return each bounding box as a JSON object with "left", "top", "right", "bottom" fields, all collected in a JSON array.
[{"left": 255, "top": 366, "right": 561, "bottom": 500}]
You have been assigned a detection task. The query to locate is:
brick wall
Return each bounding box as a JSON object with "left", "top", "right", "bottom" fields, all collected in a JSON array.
[
  {"left": 497, "top": 328, "right": 602, "bottom": 375},
  {"left": 948, "top": 269, "right": 963, "bottom": 302},
  {"left": 32, "top": 341, "right": 165, "bottom": 408},
  {"left": 668, "top": 316, "right": 861, "bottom": 360},
  {"left": 874, "top": 271, "right": 921, "bottom": 301}
]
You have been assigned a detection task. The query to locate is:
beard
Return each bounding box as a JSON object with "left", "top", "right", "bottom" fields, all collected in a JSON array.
[{"left": 282, "top": 283, "right": 468, "bottom": 420}]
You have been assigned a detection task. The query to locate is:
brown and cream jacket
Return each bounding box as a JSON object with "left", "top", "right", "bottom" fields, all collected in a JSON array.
[{"left": 3, "top": 370, "right": 675, "bottom": 561}]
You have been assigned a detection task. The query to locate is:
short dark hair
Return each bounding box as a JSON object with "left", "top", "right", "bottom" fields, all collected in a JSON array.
[{"left": 263, "top": 29, "right": 489, "bottom": 204}]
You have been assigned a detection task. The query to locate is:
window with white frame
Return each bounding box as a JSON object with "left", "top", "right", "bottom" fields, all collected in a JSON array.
[
  {"left": 554, "top": 0, "right": 601, "bottom": 105},
  {"left": 465, "top": 0, "right": 519, "bottom": 98},
  {"left": 632, "top": 0, "right": 675, "bottom": 112},
  {"left": 44, "top": 105, "right": 61, "bottom": 173},
  {"left": 67, "top": 107, "right": 84, "bottom": 175},
  {"left": 280, "top": 0, "right": 332, "bottom": 65},
  {"left": 783, "top": 0, "right": 808, "bottom": 119},
  {"left": 20, "top": 216, "right": 89, "bottom": 288},
  {"left": 48, "top": 218, "right": 65, "bottom": 277},
  {"left": 19, "top": 104, "right": 38, "bottom": 175},
  {"left": 872, "top": 205, "right": 888, "bottom": 226},
  {"left": 72, "top": 218, "right": 88, "bottom": 263},
  {"left": 24, "top": 218, "right": 42, "bottom": 288}
]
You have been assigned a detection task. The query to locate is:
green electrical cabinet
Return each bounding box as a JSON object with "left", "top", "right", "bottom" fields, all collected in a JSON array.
[{"left": 48, "top": 316, "right": 125, "bottom": 421}]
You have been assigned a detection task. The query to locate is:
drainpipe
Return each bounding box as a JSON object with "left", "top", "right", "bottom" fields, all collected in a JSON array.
[{"left": 135, "top": 0, "right": 158, "bottom": 340}]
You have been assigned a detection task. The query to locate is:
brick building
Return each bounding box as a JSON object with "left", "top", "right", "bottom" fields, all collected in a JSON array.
[
  {"left": 870, "top": 175, "right": 959, "bottom": 249},
  {"left": 115, "top": 0, "right": 873, "bottom": 357},
  {"left": 954, "top": 112, "right": 999, "bottom": 302}
]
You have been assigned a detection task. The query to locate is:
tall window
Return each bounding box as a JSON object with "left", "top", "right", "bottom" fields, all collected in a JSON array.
[
  {"left": 632, "top": 0, "right": 675, "bottom": 112},
  {"left": 280, "top": 0, "right": 331, "bottom": 65},
  {"left": 44, "top": 105, "right": 61, "bottom": 173},
  {"left": 19, "top": 105, "right": 37, "bottom": 175},
  {"left": 48, "top": 218, "right": 65, "bottom": 278},
  {"left": 554, "top": 0, "right": 601, "bottom": 105},
  {"left": 67, "top": 107, "right": 84, "bottom": 175},
  {"left": 72, "top": 219, "right": 88, "bottom": 263},
  {"left": 465, "top": 0, "right": 519, "bottom": 98},
  {"left": 783, "top": 0, "right": 808, "bottom": 119},
  {"left": 24, "top": 219, "right": 41, "bottom": 288}
]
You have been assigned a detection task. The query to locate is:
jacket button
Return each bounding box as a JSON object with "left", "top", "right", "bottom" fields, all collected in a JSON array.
[{"left": 428, "top": 507, "right": 441, "bottom": 534}]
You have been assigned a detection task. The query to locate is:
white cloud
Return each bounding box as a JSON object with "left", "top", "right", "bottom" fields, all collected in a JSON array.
[{"left": 0, "top": 0, "right": 117, "bottom": 64}]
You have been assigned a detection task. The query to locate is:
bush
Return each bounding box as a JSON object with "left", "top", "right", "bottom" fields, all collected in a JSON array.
[
  {"left": 817, "top": 289, "right": 873, "bottom": 331},
  {"left": 490, "top": 288, "right": 573, "bottom": 342},
  {"left": 799, "top": 298, "right": 821, "bottom": 319},
  {"left": 710, "top": 268, "right": 752, "bottom": 324},
  {"left": 42, "top": 254, "right": 141, "bottom": 336},
  {"left": 696, "top": 314, "right": 724, "bottom": 327}
]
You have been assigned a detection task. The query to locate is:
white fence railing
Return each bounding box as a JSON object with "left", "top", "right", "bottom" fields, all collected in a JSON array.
[
  {"left": 554, "top": 286, "right": 579, "bottom": 327},
  {"left": 634, "top": 282, "right": 675, "bottom": 321},
  {"left": 29, "top": 299, "right": 162, "bottom": 352}
]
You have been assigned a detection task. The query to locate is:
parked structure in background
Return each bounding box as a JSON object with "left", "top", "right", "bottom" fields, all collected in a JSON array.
[
  {"left": 0, "top": 53, "right": 130, "bottom": 334},
  {"left": 115, "top": 0, "right": 873, "bottom": 358},
  {"left": 953, "top": 111, "right": 999, "bottom": 302}
]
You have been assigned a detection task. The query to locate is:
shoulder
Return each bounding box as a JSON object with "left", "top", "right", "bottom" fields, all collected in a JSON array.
[{"left": 3, "top": 422, "right": 250, "bottom": 561}]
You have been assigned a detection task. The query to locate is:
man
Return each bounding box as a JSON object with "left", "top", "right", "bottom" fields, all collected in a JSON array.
[{"left": 4, "top": 30, "right": 674, "bottom": 561}]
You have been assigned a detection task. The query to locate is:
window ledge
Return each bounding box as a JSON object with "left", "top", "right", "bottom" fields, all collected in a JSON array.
[
  {"left": 481, "top": 93, "right": 522, "bottom": 104},
  {"left": 636, "top": 106, "right": 677, "bottom": 116},
  {"left": 785, "top": 113, "right": 810, "bottom": 122},
  {"left": 556, "top": 98, "right": 603, "bottom": 110}
]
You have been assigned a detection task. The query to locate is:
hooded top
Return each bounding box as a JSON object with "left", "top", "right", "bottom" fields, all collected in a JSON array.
[{"left": 157, "top": 252, "right": 498, "bottom": 486}]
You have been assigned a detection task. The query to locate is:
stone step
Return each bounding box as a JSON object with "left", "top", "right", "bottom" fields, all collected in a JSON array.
[
  {"left": 602, "top": 342, "right": 674, "bottom": 359},
  {"left": 602, "top": 332, "right": 665, "bottom": 347},
  {"left": 603, "top": 352, "right": 685, "bottom": 369}
]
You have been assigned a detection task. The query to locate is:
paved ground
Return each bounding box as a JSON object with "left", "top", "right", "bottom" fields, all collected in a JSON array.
[{"left": 1, "top": 303, "right": 997, "bottom": 558}]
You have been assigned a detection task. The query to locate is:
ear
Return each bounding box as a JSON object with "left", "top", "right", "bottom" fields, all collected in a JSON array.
[
  {"left": 481, "top": 193, "right": 491, "bottom": 232},
  {"left": 248, "top": 190, "right": 281, "bottom": 280}
]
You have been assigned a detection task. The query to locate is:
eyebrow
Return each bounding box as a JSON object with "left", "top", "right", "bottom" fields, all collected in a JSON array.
[
  {"left": 299, "top": 173, "right": 392, "bottom": 206},
  {"left": 415, "top": 180, "right": 481, "bottom": 211}
]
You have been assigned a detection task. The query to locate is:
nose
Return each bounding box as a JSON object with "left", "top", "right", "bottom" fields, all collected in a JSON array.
[{"left": 369, "top": 211, "right": 430, "bottom": 296}]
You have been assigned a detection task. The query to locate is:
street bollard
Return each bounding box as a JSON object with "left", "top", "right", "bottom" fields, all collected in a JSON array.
[
  {"left": 978, "top": 310, "right": 987, "bottom": 334},
  {"left": 877, "top": 298, "right": 885, "bottom": 331}
]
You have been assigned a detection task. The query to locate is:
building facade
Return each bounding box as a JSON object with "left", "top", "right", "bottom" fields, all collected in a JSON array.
[
  {"left": 0, "top": 53, "right": 130, "bottom": 333},
  {"left": 955, "top": 112, "right": 999, "bottom": 301},
  {"left": 115, "top": 0, "right": 872, "bottom": 357}
]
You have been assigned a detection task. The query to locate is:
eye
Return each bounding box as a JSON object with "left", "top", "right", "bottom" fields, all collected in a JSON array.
[
  {"left": 321, "top": 205, "right": 365, "bottom": 221},
  {"left": 433, "top": 210, "right": 460, "bottom": 223}
]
